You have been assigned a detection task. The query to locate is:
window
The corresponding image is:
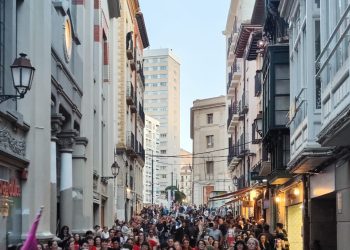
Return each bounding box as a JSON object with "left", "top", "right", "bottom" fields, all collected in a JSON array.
[
  {"left": 206, "top": 161, "right": 214, "bottom": 176},
  {"left": 275, "top": 65, "right": 290, "bottom": 126},
  {"left": 161, "top": 150, "right": 167, "bottom": 154},
  {"left": 206, "top": 135, "right": 214, "bottom": 148},
  {"left": 160, "top": 133, "right": 167, "bottom": 138},
  {"left": 160, "top": 66, "right": 167, "bottom": 70},
  {"left": 162, "top": 174, "right": 167, "bottom": 179},
  {"left": 207, "top": 113, "right": 213, "bottom": 124}
]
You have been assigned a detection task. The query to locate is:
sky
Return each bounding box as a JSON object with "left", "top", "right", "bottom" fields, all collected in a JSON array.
[{"left": 140, "top": 0, "right": 231, "bottom": 153}]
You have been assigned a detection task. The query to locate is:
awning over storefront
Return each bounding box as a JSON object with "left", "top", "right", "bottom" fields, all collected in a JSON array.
[
  {"left": 224, "top": 197, "right": 241, "bottom": 205},
  {"left": 209, "top": 187, "right": 252, "bottom": 201}
]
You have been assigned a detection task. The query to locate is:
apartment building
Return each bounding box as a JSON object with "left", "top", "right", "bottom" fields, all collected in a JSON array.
[
  {"left": 114, "top": 0, "right": 149, "bottom": 222},
  {"left": 143, "top": 49, "right": 181, "bottom": 204},
  {"left": 143, "top": 115, "right": 160, "bottom": 205},
  {"left": 190, "top": 96, "right": 230, "bottom": 205},
  {"left": 223, "top": 0, "right": 264, "bottom": 218},
  {"left": 280, "top": 0, "right": 350, "bottom": 249}
]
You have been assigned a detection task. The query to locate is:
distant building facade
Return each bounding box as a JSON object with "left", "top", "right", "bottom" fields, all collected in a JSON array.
[
  {"left": 179, "top": 149, "right": 192, "bottom": 204},
  {"left": 190, "top": 96, "right": 230, "bottom": 205},
  {"left": 143, "top": 115, "right": 160, "bottom": 205},
  {"left": 143, "top": 49, "right": 181, "bottom": 205}
]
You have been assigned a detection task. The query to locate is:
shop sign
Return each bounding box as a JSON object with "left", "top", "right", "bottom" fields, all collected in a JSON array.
[
  {"left": 0, "top": 178, "right": 21, "bottom": 197},
  {"left": 242, "top": 200, "right": 254, "bottom": 207}
]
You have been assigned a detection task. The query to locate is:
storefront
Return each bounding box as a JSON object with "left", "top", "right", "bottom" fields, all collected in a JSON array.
[
  {"left": 274, "top": 181, "right": 303, "bottom": 250},
  {"left": 0, "top": 167, "right": 24, "bottom": 248},
  {"left": 0, "top": 115, "right": 29, "bottom": 249}
]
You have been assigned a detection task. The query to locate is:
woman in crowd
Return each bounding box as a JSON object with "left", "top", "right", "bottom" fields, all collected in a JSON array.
[
  {"left": 173, "top": 241, "right": 182, "bottom": 250},
  {"left": 207, "top": 236, "right": 214, "bottom": 246},
  {"left": 94, "top": 236, "right": 102, "bottom": 250},
  {"left": 258, "top": 234, "right": 271, "bottom": 250},
  {"left": 273, "top": 238, "right": 285, "bottom": 250},
  {"left": 246, "top": 238, "right": 260, "bottom": 250},
  {"left": 212, "top": 240, "right": 220, "bottom": 250},
  {"left": 182, "top": 238, "right": 193, "bottom": 250},
  {"left": 234, "top": 240, "right": 247, "bottom": 250},
  {"left": 48, "top": 240, "right": 62, "bottom": 250},
  {"left": 196, "top": 240, "right": 206, "bottom": 250}
]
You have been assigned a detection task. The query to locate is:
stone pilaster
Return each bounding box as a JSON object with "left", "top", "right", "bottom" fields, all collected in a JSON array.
[
  {"left": 57, "top": 130, "right": 77, "bottom": 229},
  {"left": 50, "top": 113, "right": 64, "bottom": 234},
  {"left": 72, "top": 137, "right": 91, "bottom": 233}
]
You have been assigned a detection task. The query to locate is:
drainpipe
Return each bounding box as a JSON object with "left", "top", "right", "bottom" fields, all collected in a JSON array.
[{"left": 243, "top": 54, "right": 247, "bottom": 188}]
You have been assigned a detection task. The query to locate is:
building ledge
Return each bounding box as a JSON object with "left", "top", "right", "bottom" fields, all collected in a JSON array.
[
  {"left": 287, "top": 146, "right": 334, "bottom": 173},
  {"left": 317, "top": 103, "right": 350, "bottom": 146}
]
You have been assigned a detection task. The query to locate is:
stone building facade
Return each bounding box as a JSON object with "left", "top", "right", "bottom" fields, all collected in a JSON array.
[{"left": 0, "top": 0, "right": 148, "bottom": 248}]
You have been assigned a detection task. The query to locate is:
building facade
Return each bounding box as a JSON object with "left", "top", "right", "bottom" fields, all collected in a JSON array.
[
  {"left": 143, "top": 49, "right": 181, "bottom": 205},
  {"left": 190, "top": 96, "right": 230, "bottom": 206},
  {"left": 115, "top": 0, "right": 149, "bottom": 222},
  {"left": 143, "top": 115, "right": 160, "bottom": 205},
  {"left": 0, "top": 0, "right": 127, "bottom": 248},
  {"left": 179, "top": 149, "right": 192, "bottom": 204},
  {"left": 280, "top": 0, "right": 350, "bottom": 249},
  {"left": 224, "top": 0, "right": 265, "bottom": 218},
  {"left": 0, "top": 0, "right": 150, "bottom": 247}
]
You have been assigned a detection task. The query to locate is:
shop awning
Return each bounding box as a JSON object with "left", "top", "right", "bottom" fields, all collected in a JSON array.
[
  {"left": 209, "top": 187, "right": 252, "bottom": 201},
  {"left": 224, "top": 197, "right": 241, "bottom": 205}
]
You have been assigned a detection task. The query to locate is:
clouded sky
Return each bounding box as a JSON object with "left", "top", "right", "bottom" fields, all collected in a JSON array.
[{"left": 140, "top": 0, "right": 230, "bottom": 152}]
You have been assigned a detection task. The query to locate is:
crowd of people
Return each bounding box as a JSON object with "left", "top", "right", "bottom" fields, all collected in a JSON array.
[{"left": 36, "top": 205, "right": 290, "bottom": 250}]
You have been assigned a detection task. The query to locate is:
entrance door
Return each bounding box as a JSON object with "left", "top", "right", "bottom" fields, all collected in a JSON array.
[
  {"left": 287, "top": 204, "right": 303, "bottom": 250},
  {"left": 101, "top": 200, "right": 106, "bottom": 227},
  {"left": 310, "top": 193, "right": 337, "bottom": 249}
]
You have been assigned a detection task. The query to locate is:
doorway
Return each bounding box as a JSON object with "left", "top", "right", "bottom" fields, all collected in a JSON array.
[{"left": 310, "top": 192, "right": 337, "bottom": 249}]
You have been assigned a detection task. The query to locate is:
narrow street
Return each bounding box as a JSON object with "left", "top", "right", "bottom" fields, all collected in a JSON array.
[{"left": 0, "top": 0, "right": 349, "bottom": 249}]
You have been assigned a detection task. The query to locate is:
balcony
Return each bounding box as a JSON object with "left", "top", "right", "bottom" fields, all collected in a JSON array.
[
  {"left": 126, "top": 81, "right": 135, "bottom": 106},
  {"left": 126, "top": 132, "right": 137, "bottom": 157},
  {"left": 227, "top": 102, "right": 239, "bottom": 132},
  {"left": 130, "top": 94, "right": 137, "bottom": 113},
  {"left": 138, "top": 103, "right": 145, "bottom": 125},
  {"left": 227, "top": 143, "right": 240, "bottom": 170},
  {"left": 237, "top": 134, "right": 249, "bottom": 157},
  {"left": 239, "top": 91, "right": 249, "bottom": 115},
  {"left": 130, "top": 60, "right": 136, "bottom": 71},
  {"left": 137, "top": 61, "right": 145, "bottom": 88},
  {"left": 126, "top": 32, "right": 134, "bottom": 60},
  {"left": 227, "top": 17, "right": 239, "bottom": 64},
  {"left": 136, "top": 142, "right": 145, "bottom": 165},
  {"left": 227, "top": 59, "right": 241, "bottom": 97},
  {"left": 255, "top": 70, "right": 262, "bottom": 97}
]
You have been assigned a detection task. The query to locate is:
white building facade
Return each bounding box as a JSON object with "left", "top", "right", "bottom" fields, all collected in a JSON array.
[
  {"left": 143, "top": 115, "right": 160, "bottom": 205},
  {"left": 225, "top": 0, "right": 264, "bottom": 217},
  {"left": 143, "top": 49, "right": 181, "bottom": 204},
  {"left": 280, "top": 0, "right": 350, "bottom": 249}
]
